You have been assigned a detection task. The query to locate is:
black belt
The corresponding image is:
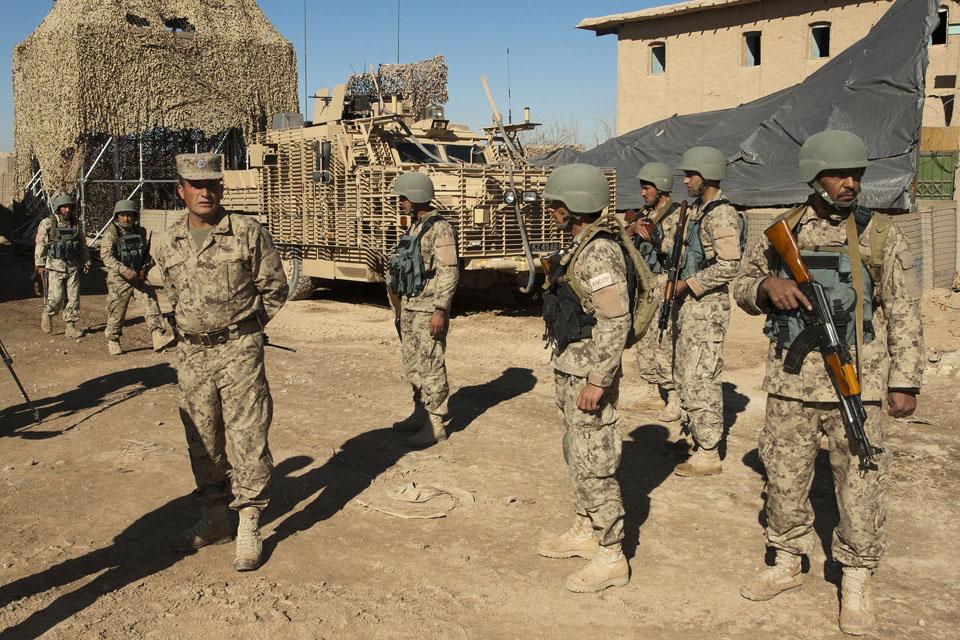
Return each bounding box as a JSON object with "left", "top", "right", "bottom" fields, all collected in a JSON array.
[{"left": 177, "top": 318, "right": 261, "bottom": 347}]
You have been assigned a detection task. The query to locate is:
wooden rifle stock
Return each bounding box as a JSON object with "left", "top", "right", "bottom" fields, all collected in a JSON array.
[
  {"left": 657, "top": 200, "right": 689, "bottom": 343},
  {"left": 764, "top": 219, "right": 813, "bottom": 284}
]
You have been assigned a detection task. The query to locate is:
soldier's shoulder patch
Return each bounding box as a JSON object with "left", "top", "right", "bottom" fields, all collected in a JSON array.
[{"left": 589, "top": 272, "right": 614, "bottom": 291}]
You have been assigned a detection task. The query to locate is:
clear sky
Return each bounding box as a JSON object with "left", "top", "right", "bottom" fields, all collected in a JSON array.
[{"left": 1, "top": 0, "right": 660, "bottom": 154}]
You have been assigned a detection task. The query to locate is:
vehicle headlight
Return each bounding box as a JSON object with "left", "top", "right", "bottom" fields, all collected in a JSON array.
[
  {"left": 522, "top": 191, "right": 538, "bottom": 203},
  {"left": 503, "top": 190, "right": 516, "bottom": 205}
]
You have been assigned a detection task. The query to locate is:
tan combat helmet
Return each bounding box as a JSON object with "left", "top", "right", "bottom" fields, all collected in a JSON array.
[
  {"left": 677, "top": 146, "right": 727, "bottom": 181},
  {"left": 542, "top": 164, "right": 610, "bottom": 214},
  {"left": 636, "top": 162, "right": 674, "bottom": 193},
  {"left": 797, "top": 130, "right": 870, "bottom": 210},
  {"left": 392, "top": 172, "right": 435, "bottom": 204},
  {"left": 113, "top": 199, "right": 138, "bottom": 215},
  {"left": 51, "top": 194, "right": 76, "bottom": 211}
]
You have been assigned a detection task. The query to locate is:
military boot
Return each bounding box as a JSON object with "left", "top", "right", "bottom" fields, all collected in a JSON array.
[
  {"left": 537, "top": 515, "right": 598, "bottom": 559},
  {"left": 234, "top": 507, "right": 263, "bottom": 572},
  {"left": 628, "top": 384, "right": 665, "bottom": 411},
  {"left": 107, "top": 339, "right": 123, "bottom": 356},
  {"left": 171, "top": 503, "right": 231, "bottom": 552},
  {"left": 740, "top": 550, "right": 803, "bottom": 601},
  {"left": 40, "top": 311, "right": 52, "bottom": 334},
  {"left": 64, "top": 322, "right": 83, "bottom": 338},
  {"left": 674, "top": 447, "right": 722, "bottom": 477},
  {"left": 839, "top": 567, "right": 876, "bottom": 636},
  {"left": 409, "top": 413, "right": 446, "bottom": 448},
  {"left": 152, "top": 329, "right": 177, "bottom": 352},
  {"left": 657, "top": 389, "right": 683, "bottom": 422},
  {"left": 564, "top": 543, "right": 630, "bottom": 593},
  {"left": 392, "top": 405, "right": 427, "bottom": 433}
]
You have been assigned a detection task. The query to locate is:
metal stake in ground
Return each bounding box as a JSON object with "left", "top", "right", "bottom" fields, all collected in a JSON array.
[{"left": 0, "top": 336, "right": 41, "bottom": 423}]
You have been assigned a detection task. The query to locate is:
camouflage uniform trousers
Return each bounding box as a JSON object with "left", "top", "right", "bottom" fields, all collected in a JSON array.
[
  {"left": 673, "top": 293, "right": 729, "bottom": 450},
  {"left": 634, "top": 273, "right": 674, "bottom": 389},
  {"left": 105, "top": 273, "right": 165, "bottom": 341},
  {"left": 761, "top": 395, "right": 888, "bottom": 569},
  {"left": 400, "top": 310, "right": 449, "bottom": 415},
  {"left": 43, "top": 268, "right": 81, "bottom": 322},
  {"left": 554, "top": 371, "right": 624, "bottom": 547},
  {"left": 176, "top": 333, "right": 274, "bottom": 510}
]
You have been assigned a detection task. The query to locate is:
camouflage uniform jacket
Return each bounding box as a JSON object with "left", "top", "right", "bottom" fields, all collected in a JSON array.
[
  {"left": 644, "top": 196, "right": 681, "bottom": 269},
  {"left": 684, "top": 189, "right": 742, "bottom": 298},
  {"left": 551, "top": 230, "right": 631, "bottom": 388},
  {"left": 35, "top": 214, "right": 91, "bottom": 272},
  {"left": 153, "top": 209, "right": 288, "bottom": 334},
  {"left": 401, "top": 211, "right": 459, "bottom": 313},
  {"left": 732, "top": 203, "right": 924, "bottom": 402},
  {"left": 100, "top": 223, "right": 148, "bottom": 276}
]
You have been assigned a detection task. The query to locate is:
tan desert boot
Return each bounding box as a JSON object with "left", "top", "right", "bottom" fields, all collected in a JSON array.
[
  {"left": 107, "top": 339, "right": 123, "bottom": 356},
  {"left": 657, "top": 389, "right": 683, "bottom": 422},
  {"left": 64, "top": 322, "right": 83, "bottom": 338},
  {"left": 392, "top": 405, "right": 427, "bottom": 432},
  {"left": 40, "top": 311, "right": 52, "bottom": 334},
  {"left": 740, "top": 550, "right": 803, "bottom": 601},
  {"left": 537, "top": 516, "right": 598, "bottom": 559},
  {"left": 234, "top": 507, "right": 263, "bottom": 572},
  {"left": 839, "top": 567, "right": 876, "bottom": 636},
  {"left": 674, "top": 447, "right": 722, "bottom": 477},
  {"left": 409, "top": 413, "right": 446, "bottom": 447},
  {"left": 152, "top": 329, "right": 177, "bottom": 352},
  {"left": 628, "top": 384, "right": 665, "bottom": 410},
  {"left": 564, "top": 543, "right": 630, "bottom": 593},
  {"left": 171, "top": 503, "right": 231, "bottom": 552}
]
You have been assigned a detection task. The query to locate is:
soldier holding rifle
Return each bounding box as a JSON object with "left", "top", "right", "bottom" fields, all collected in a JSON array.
[{"left": 733, "top": 130, "right": 924, "bottom": 636}]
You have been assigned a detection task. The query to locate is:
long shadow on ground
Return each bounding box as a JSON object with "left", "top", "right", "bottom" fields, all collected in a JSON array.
[{"left": 619, "top": 423, "right": 674, "bottom": 560}]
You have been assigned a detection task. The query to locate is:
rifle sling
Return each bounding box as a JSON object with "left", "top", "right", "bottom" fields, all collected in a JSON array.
[{"left": 845, "top": 214, "right": 865, "bottom": 379}]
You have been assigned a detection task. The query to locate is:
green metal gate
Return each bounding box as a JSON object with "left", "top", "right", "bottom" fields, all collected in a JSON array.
[{"left": 915, "top": 151, "right": 957, "bottom": 200}]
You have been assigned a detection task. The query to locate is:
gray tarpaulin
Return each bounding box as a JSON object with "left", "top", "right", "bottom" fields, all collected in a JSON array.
[{"left": 532, "top": 0, "right": 938, "bottom": 210}]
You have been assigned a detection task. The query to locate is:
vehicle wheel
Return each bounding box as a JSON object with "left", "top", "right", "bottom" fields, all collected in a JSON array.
[{"left": 283, "top": 255, "right": 315, "bottom": 301}]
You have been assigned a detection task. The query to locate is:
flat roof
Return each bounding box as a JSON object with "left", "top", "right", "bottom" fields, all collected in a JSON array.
[{"left": 577, "top": 0, "right": 763, "bottom": 35}]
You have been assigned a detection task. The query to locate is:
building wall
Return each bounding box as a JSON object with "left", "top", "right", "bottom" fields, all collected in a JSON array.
[{"left": 615, "top": 0, "right": 959, "bottom": 134}]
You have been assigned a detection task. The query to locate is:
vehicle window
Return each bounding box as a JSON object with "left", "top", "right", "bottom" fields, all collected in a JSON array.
[
  {"left": 444, "top": 144, "right": 484, "bottom": 163},
  {"left": 396, "top": 142, "right": 440, "bottom": 163}
]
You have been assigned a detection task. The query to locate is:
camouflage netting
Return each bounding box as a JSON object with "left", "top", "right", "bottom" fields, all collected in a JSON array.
[
  {"left": 347, "top": 55, "right": 448, "bottom": 121},
  {"left": 12, "top": 0, "right": 298, "bottom": 194}
]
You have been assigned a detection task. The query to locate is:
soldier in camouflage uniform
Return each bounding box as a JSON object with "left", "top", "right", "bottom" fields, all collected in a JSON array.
[
  {"left": 536, "top": 164, "right": 631, "bottom": 593},
  {"left": 389, "top": 172, "right": 460, "bottom": 448},
  {"left": 671, "top": 147, "right": 743, "bottom": 476},
  {"left": 154, "top": 153, "right": 288, "bottom": 572},
  {"left": 100, "top": 199, "right": 176, "bottom": 355},
  {"left": 35, "top": 194, "right": 91, "bottom": 338},
  {"left": 734, "top": 131, "right": 923, "bottom": 636},
  {"left": 626, "top": 162, "right": 682, "bottom": 422}
]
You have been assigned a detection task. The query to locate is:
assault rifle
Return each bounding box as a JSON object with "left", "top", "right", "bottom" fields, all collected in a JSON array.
[
  {"left": 138, "top": 231, "right": 154, "bottom": 283},
  {"left": 764, "top": 218, "right": 882, "bottom": 472},
  {"left": 0, "top": 336, "right": 40, "bottom": 423},
  {"left": 385, "top": 284, "right": 402, "bottom": 340},
  {"left": 658, "top": 200, "right": 689, "bottom": 343}
]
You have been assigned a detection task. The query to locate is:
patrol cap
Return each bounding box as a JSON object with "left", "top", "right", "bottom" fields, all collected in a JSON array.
[
  {"left": 636, "top": 162, "right": 674, "bottom": 192},
  {"left": 392, "top": 172, "right": 435, "bottom": 204},
  {"left": 677, "top": 146, "right": 727, "bottom": 181},
  {"left": 176, "top": 153, "right": 224, "bottom": 180},
  {"left": 114, "top": 199, "right": 139, "bottom": 215},
  {"left": 797, "top": 130, "right": 871, "bottom": 183},
  {"left": 542, "top": 164, "right": 610, "bottom": 214},
  {"left": 51, "top": 194, "right": 75, "bottom": 210}
]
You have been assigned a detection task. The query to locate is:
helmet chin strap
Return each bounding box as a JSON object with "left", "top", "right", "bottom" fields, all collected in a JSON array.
[
  {"left": 813, "top": 179, "right": 858, "bottom": 211},
  {"left": 554, "top": 212, "right": 583, "bottom": 231}
]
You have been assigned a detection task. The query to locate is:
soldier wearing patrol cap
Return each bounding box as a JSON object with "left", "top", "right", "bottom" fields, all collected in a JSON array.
[
  {"left": 670, "top": 146, "right": 744, "bottom": 477},
  {"left": 388, "top": 172, "right": 460, "bottom": 447},
  {"left": 35, "top": 193, "right": 91, "bottom": 338},
  {"left": 626, "top": 162, "right": 682, "bottom": 422},
  {"left": 153, "top": 153, "right": 288, "bottom": 572},
  {"left": 100, "top": 199, "right": 176, "bottom": 355},
  {"left": 733, "top": 130, "right": 924, "bottom": 635},
  {"left": 536, "top": 163, "right": 631, "bottom": 593}
]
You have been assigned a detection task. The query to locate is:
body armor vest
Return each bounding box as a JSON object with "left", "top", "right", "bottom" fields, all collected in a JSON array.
[
  {"left": 47, "top": 222, "right": 81, "bottom": 261},
  {"left": 633, "top": 201, "right": 678, "bottom": 274},
  {"left": 542, "top": 257, "right": 597, "bottom": 354},
  {"left": 114, "top": 223, "right": 149, "bottom": 273},
  {"left": 388, "top": 214, "right": 455, "bottom": 298},
  {"left": 678, "top": 199, "right": 747, "bottom": 280}
]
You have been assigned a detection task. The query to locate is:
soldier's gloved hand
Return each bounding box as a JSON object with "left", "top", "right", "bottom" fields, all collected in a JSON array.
[
  {"left": 122, "top": 268, "right": 138, "bottom": 281},
  {"left": 758, "top": 276, "right": 812, "bottom": 311},
  {"left": 887, "top": 390, "right": 917, "bottom": 418},
  {"left": 429, "top": 311, "right": 448, "bottom": 337},
  {"left": 577, "top": 383, "right": 605, "bottom": 412}
]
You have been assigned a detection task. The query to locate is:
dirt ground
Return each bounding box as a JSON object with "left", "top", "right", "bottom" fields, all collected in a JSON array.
[{"left": 1, "top": 244, "right": 958, "bottom": 640}]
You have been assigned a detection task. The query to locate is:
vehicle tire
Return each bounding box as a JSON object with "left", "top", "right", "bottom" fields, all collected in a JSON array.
[{"left": 283, "top": 255, "right": 315, "bottom": 301}]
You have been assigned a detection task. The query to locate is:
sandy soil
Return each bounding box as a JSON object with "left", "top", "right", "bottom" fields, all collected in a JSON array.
[{"left": 1, "top": 245, "right": 958, "bottom": 639}]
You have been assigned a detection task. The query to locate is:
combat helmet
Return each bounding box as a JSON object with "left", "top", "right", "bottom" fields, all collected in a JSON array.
[
  {"left": 541, "top": 164, "right": 610, "bottom": 214},
  {"left": 51, "top": 194, "right": 76, "bottom": 211},
  {"left": 392, "top": 172, "right": 435, "bottom": 204},
  {"left": 796, "top": 130, "right": 870, "bottom": 183},
  {"left": 677, "top": 147, "right": 727, "bottom": 181},
  {"left": 114, "top": 199, "right": 139, "bottom": 215},
  {"left": 636, "top": 162, "right": 674, "bottom": 192}
]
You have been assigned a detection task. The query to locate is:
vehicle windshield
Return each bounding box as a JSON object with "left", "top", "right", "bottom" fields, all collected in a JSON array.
[
  {"left": 444, "top": 144, "right": 484, "bottom": 164},
  {"left": 396, "top": 142, "right": 441, "bottom": 164}
]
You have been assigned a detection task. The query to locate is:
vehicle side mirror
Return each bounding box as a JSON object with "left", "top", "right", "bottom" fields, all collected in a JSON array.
[{"left": 312, "top": 141, "right": 333, "bottom": 184}]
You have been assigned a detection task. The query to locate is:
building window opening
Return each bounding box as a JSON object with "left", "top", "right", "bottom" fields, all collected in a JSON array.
[
  {"left": 811, "top": 24, "right": 830, "bottom": 58},
  {"left": 651, "top": 43, "right": 666, "bottom": 75},
  {"left": 932, "top": 8, "right": 948, "bottom": 45},
  {"left": 744, "top": 32, "right": 761, "bottom": 67}
]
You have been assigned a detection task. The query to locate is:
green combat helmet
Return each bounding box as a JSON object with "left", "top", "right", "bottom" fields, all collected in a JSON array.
[
  {"left": 797, "top": 130, "right": 870, "bottom": 210},
  {"left": 677, "top": 146, "right": 727, "bottom": 181},
  {"left": 542, "top": 164, "right": 610, "bottom": 214},
  {"left": 392, "top": 172, "right": 435, "bottom": 204},
  {"left": 636, "top": 162, "right": 674, "bottom": 192},
  {"left": 51, "top": 194, "right": 76, "bottom": 211},
  {"left": 114, "top": 199, "right": 139, "bottom": 215}
]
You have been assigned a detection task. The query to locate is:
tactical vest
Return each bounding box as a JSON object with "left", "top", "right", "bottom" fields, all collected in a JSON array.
[
  {"left": 388, "top": 214, "right": 456, "bottom": 298},
  {"left": 763, "top": 206, "right": 891, "bottom": 362},
  {"left": 678, "top": 199, "right": 747, "bottom": 280},
  {"left": 114, "top": 223, "right": 149, "bottom": 273},
  {"left": 47, "top": 220, "right": 81, "bottom": 261},
  {"left": 634, "top": 201, "right": 678, "bottom": 274}
]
